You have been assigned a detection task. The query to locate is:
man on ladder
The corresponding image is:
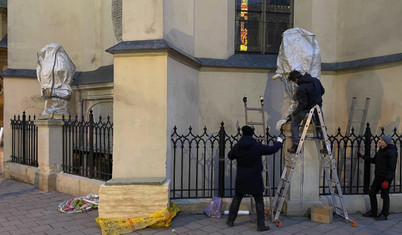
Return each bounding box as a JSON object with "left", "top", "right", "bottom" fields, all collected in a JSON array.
[
  {"left": 272, "top": 70, "right": 356, "bottom": 227},
  {"left": 286, "top": 70, "right": 325, "bottom": 153}
]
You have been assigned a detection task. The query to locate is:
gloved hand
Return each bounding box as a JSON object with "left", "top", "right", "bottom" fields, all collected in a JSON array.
[
  {"left": 277, "top": 137, "right": 283, "bottom": 143},
  {"left": 382, "top": 181, "right": 389, "bottom": 189},
  {"left": 272, "top": 73, "right": 282, "bottom": 80}
]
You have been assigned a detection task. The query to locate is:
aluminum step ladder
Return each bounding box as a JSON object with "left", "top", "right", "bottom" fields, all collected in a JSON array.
[
  {"left": 242, "top": 95, "right": 274, "bottom": 222},
  {"left": 271, "top": 105, "right": 357, "bottom": 227}
]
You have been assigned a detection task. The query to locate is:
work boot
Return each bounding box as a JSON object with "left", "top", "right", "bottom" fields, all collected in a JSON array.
[
  {"left": 320, "top": 142, "right": 329, "bottom": 154},
  {"left": 362, "top": 211, "right": 376, "bottom": 217},
  {"left": 257, "top": 225, "right": 270, "bottom": 232},
  {"left": 375, "top": 214, "right": 388, "bottom": 221},
  {"left": 287, "top": 144, "right": 298, "bottom": 153},
  {"left": 226, "top": 220, "right": 234, "bottom": 227}
]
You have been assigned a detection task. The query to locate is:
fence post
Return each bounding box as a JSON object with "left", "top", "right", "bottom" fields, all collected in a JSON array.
[
  {"left": 22, "top": 111, "right": 26, "bottom": 164},
  {"left": 88, "top": 110, "right": 94, "bottom": 178},
  {"left": 218, "top": 122, "right": 225, "bottom": 198},
  {"left": 363, "top": 123, "right": 372, "bottom": 194}
]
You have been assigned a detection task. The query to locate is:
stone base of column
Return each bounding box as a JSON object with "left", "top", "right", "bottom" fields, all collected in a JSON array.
[
  {"left": 98, "top": 178, "right": 170, "bottom": 219},
  {"left": 35, "top": 170, "right": 57, "bottom": 191},
  {"left": 284, "top": 199, "right": 323, "bottom": 216}
]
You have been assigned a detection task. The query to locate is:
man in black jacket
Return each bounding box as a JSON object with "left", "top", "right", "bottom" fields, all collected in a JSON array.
[
  {"left": 287, "top": 70, "right": 325, "bottom": 153},
  {"left": 226, "top": 126, "right": 283, "bottom": 232},
  {"left": 360, "top": 135, "right": 398, "bottom": 220}
]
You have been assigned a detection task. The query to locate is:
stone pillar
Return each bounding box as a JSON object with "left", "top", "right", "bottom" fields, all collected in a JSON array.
[
  {"left": 34, "top": 119, "right": 64, "bottom": 191},
  {"left": 99, "top": 178, "right": 170, "bottom": 219},
  {"left": 98, "top": 52, "right": 170, "bottom": 219},
  {"left": 282, "top": 123, "right": 323, "bottom": 216}
]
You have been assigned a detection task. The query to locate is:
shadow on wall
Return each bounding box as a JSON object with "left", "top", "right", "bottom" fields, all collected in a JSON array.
[
  {"left": 165, "top": 28, "right": 195, "bottom": 56},
  {"left": 345, "top": 72, "right": 383, "bottom": 133},
  {"left": 384, "top": 117, "right": 401, "bottom": 133},
  {"left": 264, "top": 73, "right": 285, "bottom": 135}
]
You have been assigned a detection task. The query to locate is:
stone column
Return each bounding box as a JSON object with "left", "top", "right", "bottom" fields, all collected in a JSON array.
[
  {"left": 282, "top": 122, "right": 323, "bottom": 216},
  {"left": 34, "top": 119, "right": 64, "bottom": 191},
  {"left": 98, "top": 52, "right": 170, "bottom": 219}
]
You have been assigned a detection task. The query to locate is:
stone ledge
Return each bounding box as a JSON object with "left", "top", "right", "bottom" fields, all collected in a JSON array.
[
  {"left": 34, "top": 119, "right": 64, "bottom": 126},
  {"left": 105, "top": 177, "right": 167, "bottom": 185}
]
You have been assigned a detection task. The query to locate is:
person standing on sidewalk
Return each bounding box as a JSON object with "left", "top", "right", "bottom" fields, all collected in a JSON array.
[
  {"left": 226, "top": 126, "right": 283, "bottom": 232},
  {"left": 360, "top": 135, "right": 398, "bottom": 220},
  {"left": 286, "top": 70, "right": 325, "bottom": 153}
]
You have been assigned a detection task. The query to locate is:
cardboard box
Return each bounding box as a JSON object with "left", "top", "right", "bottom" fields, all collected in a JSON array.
[{"left": 311, "top": 206, "right": 333, "bottom": 224}]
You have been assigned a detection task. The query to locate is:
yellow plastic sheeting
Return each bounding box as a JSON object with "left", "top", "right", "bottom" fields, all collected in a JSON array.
[{"left": 96, "top": 203, "right": 180, "bottom": 235}]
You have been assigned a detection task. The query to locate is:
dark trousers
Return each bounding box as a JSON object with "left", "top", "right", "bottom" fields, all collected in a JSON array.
[
  {"left": 291, "top": 110, "right": 309, "bottom": 145},
  {"left": 291, "top": 109, "right": 324, "bottom": 145},
  {"left": 227, "top": 191, "right": 266, "bottom": 227},
  {"left": 369, "top": 177, "right": 391, "bottom": 216}
]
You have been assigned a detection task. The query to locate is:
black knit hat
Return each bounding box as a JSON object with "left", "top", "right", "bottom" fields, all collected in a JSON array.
[{"left": 241, "top": 126, "right": 254, "bottom": 136}]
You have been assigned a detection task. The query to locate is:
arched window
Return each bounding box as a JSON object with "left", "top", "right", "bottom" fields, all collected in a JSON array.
[{"left": 235, "top": 0, "right": 293, "bottom": 54}]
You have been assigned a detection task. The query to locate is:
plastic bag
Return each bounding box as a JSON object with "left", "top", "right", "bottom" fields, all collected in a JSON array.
[
  {"left": 96, "top": 203, "right": 180, "bottom": 235},
  {"left": 58, "top": 193, "right": 99, "bottom": 213},
  {"left": 204, "top": 196, "right": 222, "bottom": 218}
]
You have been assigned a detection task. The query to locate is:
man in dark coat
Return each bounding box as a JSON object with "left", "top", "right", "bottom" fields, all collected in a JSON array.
[
  {"left": 287, "top": 70, "right": 325, "bottom": 153},
  {"left": 360, "top": 135, "right": 398, "bottom": 220},
  {"left": 226, "top": 126, "right": 283, "bottom": 232}
]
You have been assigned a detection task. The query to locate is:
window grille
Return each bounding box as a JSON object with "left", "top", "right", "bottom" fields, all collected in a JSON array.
[{"left": 235, "top": 0, "right": 293, "bottom": 54}]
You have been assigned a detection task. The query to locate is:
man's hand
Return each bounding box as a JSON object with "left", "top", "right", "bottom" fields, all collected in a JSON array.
[
  {"left": 277, "top": 137, "right": 283, "bottom": 143},
  {"left": 358, "top": 152, "right": 365, "bottom": 159},
  {"left": 382, "top": 181, "right": 389, "bottom": 189}
]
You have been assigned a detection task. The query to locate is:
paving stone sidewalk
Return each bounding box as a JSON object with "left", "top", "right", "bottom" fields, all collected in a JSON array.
[{"left": 1, "top": 176, "right": 402, "bottom": 235}]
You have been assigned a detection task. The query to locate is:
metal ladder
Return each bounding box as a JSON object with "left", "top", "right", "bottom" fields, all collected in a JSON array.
[
  {"left": 242, "top": 95, "right": 274, "bottom": 222},
  {"left": 340, "top": 97, "right": 370, "bottom": 190},
  {"left": 346, "top": 97, "right": 370, "bottom": 135},
  {"left": 271, "top": 105, "right": 357, "bottom": 227}
]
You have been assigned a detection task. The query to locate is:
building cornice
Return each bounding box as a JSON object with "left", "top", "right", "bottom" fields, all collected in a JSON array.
[
  {"left": 107, "top": 39, "right": 402, "bottom": 71},
  {"left": 106, "top": 39, "right": 202, "bottom": 70},
  {"left": 0, "top": 65, "right": 113, "bottom": 86},
  {"left": 2, "top": 40, "right": 402, "bottom": 81},
  {"left": 321, "top": 53, "right": 402, "bottom": 71}
]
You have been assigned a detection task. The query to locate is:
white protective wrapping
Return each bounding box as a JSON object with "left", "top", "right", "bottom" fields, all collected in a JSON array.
[
  {"left": 36, "top": 43, "right": 76, "bottom": 119},
  {"left": 272, "top": 27, "right": 321, "bottom": 130},
  {"left": 37, "top": 43, "right": 75, "bottom": 98},
  {"left": 274, "top": 27, "right": 321, "bottom": 80}
]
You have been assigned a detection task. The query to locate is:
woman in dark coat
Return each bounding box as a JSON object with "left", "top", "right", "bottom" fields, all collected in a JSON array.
[{"left": 226, "top": 126, "right": 283, "bottom": 232}]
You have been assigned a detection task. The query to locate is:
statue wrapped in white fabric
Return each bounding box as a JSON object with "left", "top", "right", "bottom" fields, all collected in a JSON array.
[
  {"left": 36, "top": 43, "right": 76, "bottom": 119},
  {"left": 272, "top": 27, "right": 321, "bottom": 129}
]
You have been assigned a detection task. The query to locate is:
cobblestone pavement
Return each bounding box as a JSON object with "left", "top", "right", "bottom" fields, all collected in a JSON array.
[{"left": 1, "top": 176, "right": 402, "bottom": 235}]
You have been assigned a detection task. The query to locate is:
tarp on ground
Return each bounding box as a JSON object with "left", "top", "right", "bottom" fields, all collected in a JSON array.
[{"left": 96, "top": 203, "right": 180, "bottom": 235}]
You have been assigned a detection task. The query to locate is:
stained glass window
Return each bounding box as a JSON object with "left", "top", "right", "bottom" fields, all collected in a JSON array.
[{"left": 235, "top": 0, "right": 293, "bottom": 54}]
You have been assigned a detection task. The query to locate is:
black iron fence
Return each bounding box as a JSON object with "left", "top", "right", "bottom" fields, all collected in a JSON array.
[
  {"left": 10, "top": 112, "right": 401, "bottom": 196},
  {"left": 10, "top": 112, "right": 38, "bottom": 167},
  {"left": 327, "top": 124, "right": 402, "bottom": 195},
  {"left": 62, "top": 110, "right": 113, "bottom": 181},
  {"left": 170, "top": 123, "right": 402, "bottom": 199}
]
